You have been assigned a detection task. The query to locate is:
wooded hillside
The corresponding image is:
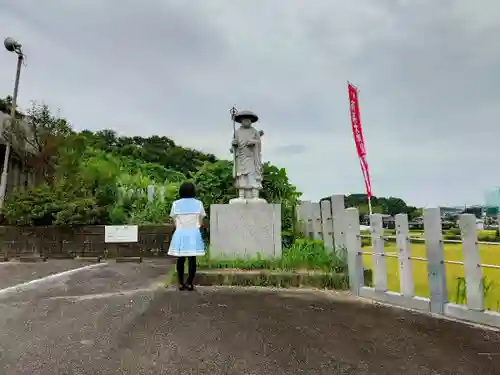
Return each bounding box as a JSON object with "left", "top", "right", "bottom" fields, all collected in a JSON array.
[
  {"left": 0, "top": 99, "right": 301, "bottom": 229},
  {"left": 0, "top": 97, "right": 420, "bottom": 230}
]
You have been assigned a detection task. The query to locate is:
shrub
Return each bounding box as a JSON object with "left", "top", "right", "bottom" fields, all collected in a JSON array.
[
  {"left": 281, "top": 230, "right": 295, "bottom": 248},
  {"left": 200, "top": 238, "right": 347, "bottom": 273},
  {"left": 361, "top": 237, "right": 371, "bottom": 247},
  {"left": 443, "top": 234, "right": 461, "bottom": 241},
  {"left": 363, "top": 269, "right": 373, "bottom": 287},
  {"left": 478, "top": 233, "right": 499, "bottom": 242},
  {"left": 442, "top": 222, "right": 455, "bottom": 230}
]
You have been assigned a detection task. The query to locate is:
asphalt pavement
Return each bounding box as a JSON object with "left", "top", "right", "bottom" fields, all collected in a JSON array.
[
  {"left": 0, "top": 260, "right": 499, "bottom": 374},
  {"left": 0, "top": 259, "right": 98, "bottom": 290}
]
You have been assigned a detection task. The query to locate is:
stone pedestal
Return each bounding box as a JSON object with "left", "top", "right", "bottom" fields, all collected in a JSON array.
[
  {"left": 210, "top": 203, "right": 281, "bottom": 259},
  {"left": 229, "top": 197, "right": 267, "bottom": 204}
]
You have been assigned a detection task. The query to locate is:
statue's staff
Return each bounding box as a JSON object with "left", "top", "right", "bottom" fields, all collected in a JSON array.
[{"left": 229, "top": 106, "right": 238, "bottom": 181}]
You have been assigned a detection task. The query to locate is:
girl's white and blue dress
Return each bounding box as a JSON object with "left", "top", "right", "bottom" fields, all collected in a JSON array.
[{"left": 168, "top": 198, "right": 206, "bottom": 257}]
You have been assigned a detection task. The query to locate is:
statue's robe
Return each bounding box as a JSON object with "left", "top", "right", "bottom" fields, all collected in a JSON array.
[{"left": 232, "top": 126, "right": 262, "bottom": 190}]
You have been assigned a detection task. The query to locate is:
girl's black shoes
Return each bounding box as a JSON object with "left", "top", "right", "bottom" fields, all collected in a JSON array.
[{"left": 178, "top": 284, "right": 194, "bottom": 291}]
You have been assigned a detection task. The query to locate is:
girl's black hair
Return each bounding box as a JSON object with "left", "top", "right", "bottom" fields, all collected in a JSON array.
[{"left": 178, "top": 181, "right": 196, "bottom": 198}]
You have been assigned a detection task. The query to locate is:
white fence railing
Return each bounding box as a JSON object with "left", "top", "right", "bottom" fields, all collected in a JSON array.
[{"left": 297, "top": 195, "right": 500, "bottom": 329}]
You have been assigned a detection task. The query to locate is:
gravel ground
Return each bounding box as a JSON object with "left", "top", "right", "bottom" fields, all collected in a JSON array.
[{"left": 0, "top": 262, "right": 499, "bottom": 374}]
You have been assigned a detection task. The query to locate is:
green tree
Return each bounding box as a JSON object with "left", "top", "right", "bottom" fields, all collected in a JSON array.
[
  {"left": 341, "top": 193, "right": 417, "bottom": 217},
  {"left": 262, "top": 163, "right": 301, "bottom": 232},
  {"left": 193, "top": 160, "right": 235, "bottom": 209},
  {"left": 2, "top": 102, "right": 301, "bottom": 229},
  {"left": 2, "top": 102, "right": 73, "bottom": 184}
]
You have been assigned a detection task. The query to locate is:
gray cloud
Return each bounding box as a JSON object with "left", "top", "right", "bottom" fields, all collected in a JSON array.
[
  {"left": 273, "top": 144, "right": 308, "bottom": 156},
  {"left": 1, "top": 0, "right": 499, "bottom": 207}
]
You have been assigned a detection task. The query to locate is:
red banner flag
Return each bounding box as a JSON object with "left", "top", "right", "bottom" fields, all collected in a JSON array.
[{"left": 348, "top": 82, "right": 372, "bottom": 198}]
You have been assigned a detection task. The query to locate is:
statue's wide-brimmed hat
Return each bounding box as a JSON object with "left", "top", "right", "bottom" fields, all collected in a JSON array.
[{"left": 234, "top": 110, "right": 259, "bottom": 124}]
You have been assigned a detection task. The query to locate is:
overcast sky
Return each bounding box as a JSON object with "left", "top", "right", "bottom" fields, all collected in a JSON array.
[{"left": 1, "top": 1, "right": 499, "bottom": 207}]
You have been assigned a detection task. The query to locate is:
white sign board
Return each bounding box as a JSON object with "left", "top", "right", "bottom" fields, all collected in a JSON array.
[{"left": 104, "top": 225, "right": 139, "bottom": 243}]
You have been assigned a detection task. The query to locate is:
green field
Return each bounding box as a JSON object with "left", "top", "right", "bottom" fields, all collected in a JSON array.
[{"left": 362, "top": 240, "right": 500, "bottom": 312}]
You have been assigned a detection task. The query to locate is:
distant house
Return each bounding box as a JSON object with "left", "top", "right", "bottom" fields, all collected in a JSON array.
[
  {"left": 456, "top": 218, "right": 485, "bottom": 230},
  {"left": 381, "top": 214, "right": 395, "bottom": 229},
  {"left": 409, "top": 216, "right": 423, "bottom": 230},
  {"left": 0, "top": 112, "right": 37, "bottom": 197},
  {"left": 476, "top": 219, "right": 484, "bottom": 230},
  {"left": 440, "top": 207, "right": 463, "bottom": 216}
]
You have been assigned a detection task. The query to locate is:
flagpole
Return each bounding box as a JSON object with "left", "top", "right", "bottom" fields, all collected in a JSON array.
[{"left": 229, "top": 106, "right": 238, "bottom": 185}]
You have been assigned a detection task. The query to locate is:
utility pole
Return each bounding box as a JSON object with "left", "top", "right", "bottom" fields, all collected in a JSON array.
[{"left": 0, "top": 37, "right": 24, "bottom": 208}]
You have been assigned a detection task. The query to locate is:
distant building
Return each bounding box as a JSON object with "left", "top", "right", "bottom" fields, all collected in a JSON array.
[
  {"left": 440, "top": 207, "right": 463, "bottom": 216},
  {"left": 381, "top": 214, "right": 395, "bottom": 229},
  {"left": 0, "top": 112, "right": 37, "bottom": 197},
  {"left": 476, "top": 219, "right": 484, "bottom": 230}
]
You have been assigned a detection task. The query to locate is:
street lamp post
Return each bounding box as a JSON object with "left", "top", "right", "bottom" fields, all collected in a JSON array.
[{"left": 0, "top": 37, "right": 24, "bottom": 209}]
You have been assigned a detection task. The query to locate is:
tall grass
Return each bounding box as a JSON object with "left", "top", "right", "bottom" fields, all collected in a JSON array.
[
  {"left": 198, "top": 238, "right": 348, "bottom": 273},
  {"left": 454, "top": 276, "right": 499, "bottom": 310}
]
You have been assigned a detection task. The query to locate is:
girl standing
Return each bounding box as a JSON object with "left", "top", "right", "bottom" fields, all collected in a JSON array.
[{"left": 168, "top": 182, "right": 206, "bottom": 291}]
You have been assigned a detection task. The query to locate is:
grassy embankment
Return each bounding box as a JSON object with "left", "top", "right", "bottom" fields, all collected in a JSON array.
[{"left": 168, "top": 238, "right": 351, "bottom": 289}]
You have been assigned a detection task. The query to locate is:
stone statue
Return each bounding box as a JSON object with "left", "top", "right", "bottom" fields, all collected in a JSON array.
[{"left": 229, "top": 110, "right": 266, "bottom": 203}]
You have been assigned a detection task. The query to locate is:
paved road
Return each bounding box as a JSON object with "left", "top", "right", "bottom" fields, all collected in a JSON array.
[
  {"left": 0, "top": 259, "right": 98, "bottom": 290},
  {"left": 0, "top": 261, "right": 499, "bottom": 374}
]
